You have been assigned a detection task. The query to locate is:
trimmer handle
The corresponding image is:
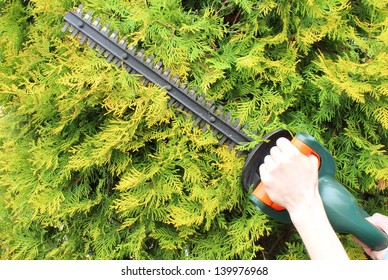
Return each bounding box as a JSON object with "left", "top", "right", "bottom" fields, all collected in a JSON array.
[
  {"left": 242, "top": 129, "right": 388, "bottom": 251},
  {"left": 320, "top": 177, "right": 388, "bottom": 251},
  {"left": 250, "top": 136, "right": 321, "bottom": 211}
]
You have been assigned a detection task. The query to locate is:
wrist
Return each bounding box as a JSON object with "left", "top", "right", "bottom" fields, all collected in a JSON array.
[
  {"left": 288, "top": 195, "right": 326, "bottom": 226},
  {"left": 287, "top": 195, "right": 349, "bottom": 260}
]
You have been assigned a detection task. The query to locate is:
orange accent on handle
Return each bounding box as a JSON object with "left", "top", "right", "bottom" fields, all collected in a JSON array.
[
  {"left": 290, "top": 138, "right": 321, "bottom": 167},
  {"left": 252, "top": 182, "right": 285, "bottom": 211},
  {"left": 252, "top": 137, "right": 321, "bottom": 211}
]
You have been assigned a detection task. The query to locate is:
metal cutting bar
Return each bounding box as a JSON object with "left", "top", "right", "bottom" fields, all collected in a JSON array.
[{"left": 62, "top": 5, "right": 254, "bottom": 151}]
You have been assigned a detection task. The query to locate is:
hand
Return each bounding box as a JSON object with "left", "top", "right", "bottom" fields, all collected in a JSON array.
[
  {"left": 353, "top": 213, "right": 388, "bottom": 260},
  {"left": 259, "top": 137, "right": 320, "bottom": 215},
  {"left": 259, "top": 137, "right": 349, "bottom": 259}
]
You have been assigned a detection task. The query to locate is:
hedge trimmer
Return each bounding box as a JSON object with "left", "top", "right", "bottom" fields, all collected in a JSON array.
[{"left": 62, "top": 5, "right": 388, "bottom": 251}]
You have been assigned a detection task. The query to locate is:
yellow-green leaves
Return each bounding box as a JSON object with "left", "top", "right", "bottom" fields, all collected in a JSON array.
[{"left": 1, "top": 0, "right": 387, "bottom": 260}]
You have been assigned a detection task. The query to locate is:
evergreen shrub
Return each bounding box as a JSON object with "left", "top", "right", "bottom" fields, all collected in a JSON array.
[{"left": 0, "top": 0, "right": 387, "bottom": 260}]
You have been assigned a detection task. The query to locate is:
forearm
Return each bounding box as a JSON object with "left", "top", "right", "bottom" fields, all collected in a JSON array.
[{"left": 290, "top": 196, "right": 349, "bottom": 260}]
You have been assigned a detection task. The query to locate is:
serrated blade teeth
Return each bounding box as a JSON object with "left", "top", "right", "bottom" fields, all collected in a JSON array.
[
  {"left": 103, "top": 49, "right": 111, "bottom": 57},
  {"left": 193, "top": 116, "right": 202, "bottom": 127},
  {"left": 219, "top": 135, "right": 228, "bottom": 145},
  {"left": 216, "top": 106, "right": 224, "bottom": 116},
  {"left": 92, "top": 17, "right": 101, "bottom": 28},
  {"left": 197, "top": 95, "right": 206, "bottom": 106},
  {"left": 163, "top": 68, "right": 172, "bottom": 79},
  {"left": 95, "top": 44, "right": 105, "bottom": 54},
  {"left": 140, "top": 77, "right": 150, "bottom": 86},
  {"left": 171, "top": 74, "right": 180, "bottom": 85},
  {"left": 124, "top": 65, "right": 133, "bottom": 73},
  {"left": 109, "top": 30, "right": 119, "bottom": 42},
  {"left": 84, "top": 11, "right": 92, "bottom": 22},
  {"left": 101, "top": 24, "right": 110, "bottom": 36},
  {"left": 61, "top": 22, "right": 70, "bottom": 33},
  {"left": 168, "top": 98, "right": 176, "bottom": 107},
  {"left": 154, "top": 61, "right": 163, "bottom": 71},
  {"left": 70, "top": 25, "right": 79, "bottom": 37},
  {"left": 145, "top": 55, "right": 154, "bottom": 64},
  {"left": 106, "top": 52, "right": 115, "bottom": 63},
  {"left": 225, "top": 112, "right": 232, "bottom": 124},
  {"left": 227, "top": 141, "right": 235, "bottom": 151},
  {"left": 136, "top": 49, "right": 145, "bottom": 59},
  {"left": 118, "top": 36, "right": 128, "bottom": 48},
  {"left": 127, "top": 45, "right": 136, "bottom": 54},
  {"left": 79, "top": 33, "right": 88, "bottom": 45},
  {"left": 177, "top": 103, "right": 186, "bottom": 111},
  {"left": 87, "top": 38, "right": 97, "bottom": 48},
  {"left": 188, "top": 90, "right": 196, "bottom": 100},
  {"left": 76, "top": 5, "right": 84, "bottom": 15},
  {"left": 232, "top": 118, "right": 241, "bottom": 129},
  {"left": 201, "top": 124, "right": 208, "bottom": 133},
  {"left": 206, "top": 99, "right": 215, "bottom": 110},
  {"left": 62, "top": 6, "right": 254, "bottom": 155},
  {"left": 113, "top": 57, "right": 124, "bottom": 68}
]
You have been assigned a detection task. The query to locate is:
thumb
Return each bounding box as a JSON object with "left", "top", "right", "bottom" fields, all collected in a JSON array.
[{"left": 308, "top": 154, "right": 319, "bottom": 170}]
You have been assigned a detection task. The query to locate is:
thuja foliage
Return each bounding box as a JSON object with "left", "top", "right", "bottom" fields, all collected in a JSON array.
[{"left": 0, "top": 0, "right": 387, "bottom": 260}]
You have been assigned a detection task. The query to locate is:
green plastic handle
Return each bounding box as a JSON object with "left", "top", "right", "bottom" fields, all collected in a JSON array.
[
  {"left": 320, "top": 176, "right": 388, "bottom": 251},
  {"left": 296, "top": 133, "right": 388, "bottom": 251}
]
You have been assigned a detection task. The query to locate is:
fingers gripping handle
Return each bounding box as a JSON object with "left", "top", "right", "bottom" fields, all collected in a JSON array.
[
  {"left": 251, "top": 137, "right": 321, "bottom": 211},
  {"left": 252, "top": 182, "right": 285, "bottom": 210},
  {"left": 290, "top": 137, "right": 321, "bottom": 167}
]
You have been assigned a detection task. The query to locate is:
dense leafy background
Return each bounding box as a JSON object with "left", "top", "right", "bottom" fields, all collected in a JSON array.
[{"left": 0, "top": 0, "right": 387, "bottom": 260}]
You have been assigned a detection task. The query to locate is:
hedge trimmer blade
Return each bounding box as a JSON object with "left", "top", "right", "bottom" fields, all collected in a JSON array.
[{"left": 62, "top": 5, "right": 254, "bottom": 154}]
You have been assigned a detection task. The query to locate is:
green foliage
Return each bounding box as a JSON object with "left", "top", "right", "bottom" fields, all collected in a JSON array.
[{"left": 0, "top": 0, "right": 387, "bottom": 260}]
